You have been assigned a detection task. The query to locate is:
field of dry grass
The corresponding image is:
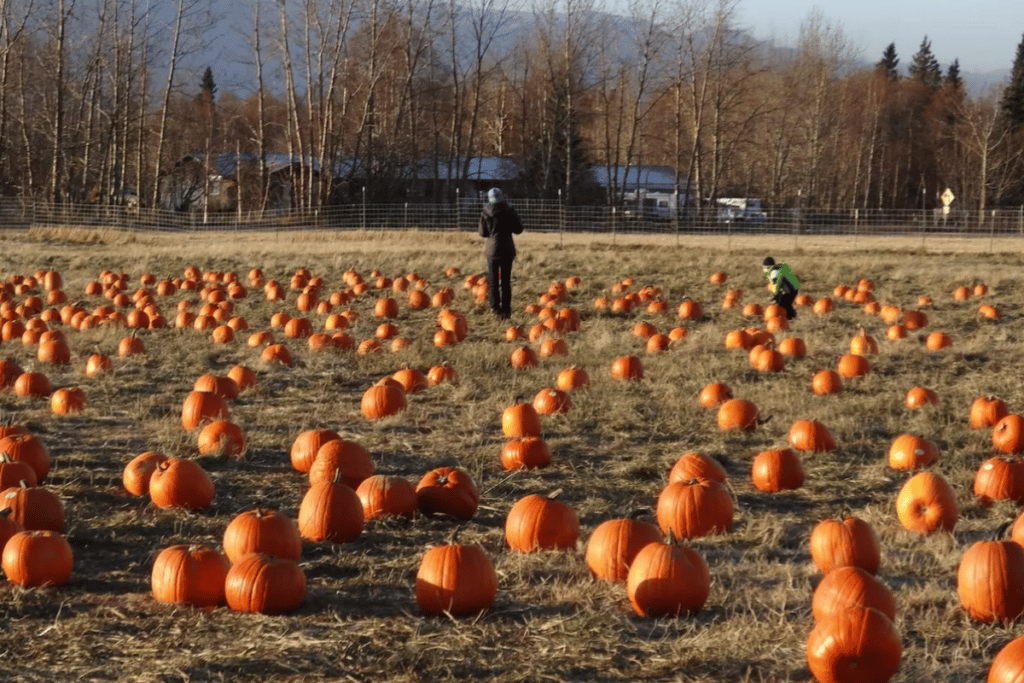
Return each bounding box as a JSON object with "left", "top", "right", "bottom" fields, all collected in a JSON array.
[{"left": 1, "top": 226, "right": 1024, "bottom": 682}]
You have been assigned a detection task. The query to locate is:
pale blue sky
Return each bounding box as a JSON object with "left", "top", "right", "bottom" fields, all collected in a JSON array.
[{"left": 735, "top": 0, "right": 1020, "bottom": 75}]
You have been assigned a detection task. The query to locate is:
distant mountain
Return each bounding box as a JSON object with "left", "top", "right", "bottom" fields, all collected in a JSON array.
[
  {"left": 959, "top": 69, "right": 1009, "bottom": 96},
  {"left": 165, "top": 2, "right": 1008, "bottom": 100}
]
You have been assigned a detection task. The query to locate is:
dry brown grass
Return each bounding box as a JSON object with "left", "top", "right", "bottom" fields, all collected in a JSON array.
[{"left": 0, "top": 227, "right": 1023, "bottom": 682}]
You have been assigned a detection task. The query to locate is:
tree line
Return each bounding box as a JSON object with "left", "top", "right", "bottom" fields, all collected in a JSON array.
[{"left": 3, "top": 0, "right": 1024, "bottom": 213}]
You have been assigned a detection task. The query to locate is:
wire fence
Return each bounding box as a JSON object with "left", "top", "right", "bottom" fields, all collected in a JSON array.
[{"left": 4, "top": 197, "right": 1024, "bottom": 240}]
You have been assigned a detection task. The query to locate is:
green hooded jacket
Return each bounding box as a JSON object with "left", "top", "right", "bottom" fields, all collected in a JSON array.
[{"left": 765, "top": 263, "right": 800, "bottom": 295}]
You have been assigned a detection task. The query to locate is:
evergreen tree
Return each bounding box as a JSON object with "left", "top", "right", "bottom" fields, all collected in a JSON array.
[
  {"left": 876, "top": 43, "right": 900, "bottom": 80},
  {"left": 523, "top": 79, "right": 591, "bottom": 203},
  {"left": 1000, "top": 33, "right": 1024, "bottom": 128},
  {"left": 197, "top": 67, "right": 217, "bottom": 108},
  {"left": 908, "top": 36, "right": 942, "bottom": 88},
  {"left": 944, "top": 59, "right": 962, "bottom": 89}
]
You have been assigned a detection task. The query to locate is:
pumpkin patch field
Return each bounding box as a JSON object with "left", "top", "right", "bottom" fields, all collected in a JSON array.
[{"left": 4, "top": 228, "right": 1024, "bottom": 682}]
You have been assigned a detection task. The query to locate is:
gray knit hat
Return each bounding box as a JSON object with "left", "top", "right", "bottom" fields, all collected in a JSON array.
[{"left": 488, "top": 188, "right": 504, "bottom": 203}]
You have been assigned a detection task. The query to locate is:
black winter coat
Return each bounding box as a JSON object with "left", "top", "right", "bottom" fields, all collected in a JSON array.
[{"left": 478, "top": 201, "right": 524, "bottom": 260}]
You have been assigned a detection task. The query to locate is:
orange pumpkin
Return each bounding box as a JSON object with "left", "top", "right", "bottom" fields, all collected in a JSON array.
[
  {"left": 806, "top": 607, "right": 901, "bottom": 683},
  {"left": 836, "top": 353, "right": 870, "bottom": 379},
  {"left": 811, "top": 566, "right": 896, "bottom": 623},
  {"left": 585, "top": 518, "right": 663, "bottom": 582},
  {"left": 751, "top": 448, "right": 804, "bottom": 492},
  {"left": 360, "top": 379, "right": 407, "bottom": 419},
  {"left": 993, "top": 414, "right": 1024, "bottom": 455},
  {"left": 896, "top": 471, "right": 957, "bottom": 535},
  {"left": 610, "top": 355, "right": 643, "bottom": 381},
  {"left": 626, "top": 539, "right": 710, "bottom": 617},
  {"left": 809, "top": 513, "right": 881, "bottom": 575},
  {"left": 811, "top": 369, "right": 843, "bottom": 396},
  {"left": 415, "top": 541, "right": 497, "bottom": 617},
  {"left": 504, "top": 494, "right": 580, "bottom": 553},
  {"left": 656, "top": 478, "right": 733, "bottom": 539},
  {"left": 905, "top": 386, "right": 939, "bottom": 409},
  {"left": 971, "top": 396, "right": 1009, "bottom": 430},
  {"left": 355, "top": 474, "right": 418, "bottom": 520},
  {"left": 788, "top": 419, "right": 836, "bottom": 453},
  {"left": 958, "top": 536, "right": 1024, "bottom": 623},
  {"left": 717, "top": 399, "right": 760, "bottom": 432},
  {"left": 668, "top": 452, "right": 727, "bottom": 484},
  {"left": 887, "top": 434, "right": 939, "bottom": 471},
  {"left": 415, "top": 466, "right": 479, "bottom": 520}
]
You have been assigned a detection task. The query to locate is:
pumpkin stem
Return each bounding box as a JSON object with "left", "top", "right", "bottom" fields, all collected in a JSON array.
[{"left": 996, "top": 520, "right": 1014, "bottom": 540}]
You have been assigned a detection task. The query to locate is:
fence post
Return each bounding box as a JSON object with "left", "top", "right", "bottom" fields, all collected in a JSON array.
[
  {"left": 404, "top": 202, "right": 408, "bottom": 231},
  {"left": 990, "top": 210, "right": 996, "bottom": 252},
  {"left": 558, "top": 189, "right": 564, "bottom": 247},
  {"left": 456, "top": 188, "right": 460, "bottom": 232},
  {"left": 361, "top": 186, "right": 366, "bottom": 231}
]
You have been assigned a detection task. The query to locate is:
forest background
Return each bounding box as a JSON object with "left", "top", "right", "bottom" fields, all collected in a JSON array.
[{"left": 5, "top": 0, "right": 1024, "bottom": 214}]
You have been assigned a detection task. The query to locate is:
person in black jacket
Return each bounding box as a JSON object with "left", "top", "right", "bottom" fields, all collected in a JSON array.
[{"left": 478, "top": 188, "right": 524, "bottom": 319}]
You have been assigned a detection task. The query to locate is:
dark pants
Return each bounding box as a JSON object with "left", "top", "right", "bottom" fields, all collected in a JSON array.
[
  {"left": 775, "top": 290, "right": 797, "bottom": 320},
  {"left": 487, "top": 257, "right": 513, "bottom": 318}
]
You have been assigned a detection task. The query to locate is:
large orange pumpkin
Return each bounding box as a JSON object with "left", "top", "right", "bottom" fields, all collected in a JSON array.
[
  {"left": 626, "top": 539, "right": 710, "bottom": 617},
  {"left": 225, "top": 553, "right": 306, "bottom": 615},
  {"left": 610, "top": 355, "right": 643, "bottom": 381},
  {"left": 811, "top": 565, "right": 896, "bottom": 623},
  {"left": 788, "top": 419, "right": 836, "bottom": 453},
  {"left": 896, "top": 471, "right": 957, "bottom": 535},
  {"left": 308, "top": 439, "right": 376, "bottom": 489},
  {"left": 585, "top": 518, "right": 663, "bottom": 582},
  {"left": 222, "top": 508, "right": 302, "bottom": 563},
  {"left": 668, "top": 451, "right": 727, "bottom": 485},
  {"left": 988, "top": 636, "right": 1024, "bottom": 682},
  {"left": 2, "top": 530, "right": 74, "bottom": 587},
  {"left": 289, "top": 429, "right": 341, "bottom": 473},
  {"left": 415, "top": 541, "right": 497, "bottom": 617},
  {"left": 656, "top": 478, "right": 733, "bottom": 539},
  {"left": 993, "top": 415, "right": 1024, "bottom": 455},
  {"left": 973, "top": 457, "right": 1024, "bottom": 507},
  {"left": 297, "top": 471, "right": 365, "bottom": 543},
  {"left": 151, "top": 543, "right": 229, "bottom": 607},
  {"left": 809, "top": 513, "right": 881, "bottom": 575},
  {"left": 716, "top": 399, "right": 760, "bottom": 432},
  {"left": 698, "top": 382, "right": 732, "bottom": 409},
  {"left": 355, "top": 474, "right": 418, "bottom": 520},
  {"left": 502, "top": 400, "right": 542, "bottom": 438},
  {"left": 811, "top": 369, "right": 843, "bottom": 396},
  {"left": 500, "top": 436, "right": 552, "bottom": 470},
  {"left": 958, "top": 536, "right": 1024, "bottom": 623},
  {"left": 148, "top": 458, "right": 215, "bottom": 510},
  {"left": 887, "top": 434, "right": 939, "bottom": 471},
  {"left": 360, "top": 379, "right": 407, "bottom": 419},
  {"left": 181, "top": 390, "right": 229, "bottom": 430},
  {"left": 416, "top": 466, "right": 479, "bottom": 520},
  {"left": 504, "top": 494, "right": 580, "bottom": 553},
  {"left": 806, "top": 607, "right": 902, "bottom": 683},
  {"left": 750, "top": 448, "right": 804, "bottom": 492},
  {"left": 971, "top": 396, "right": 1009, "bottom": 430}
]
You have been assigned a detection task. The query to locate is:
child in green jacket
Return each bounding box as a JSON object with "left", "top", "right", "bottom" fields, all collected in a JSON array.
[{"left": 762, "top": 256, "right": 800, "bottom": 320}]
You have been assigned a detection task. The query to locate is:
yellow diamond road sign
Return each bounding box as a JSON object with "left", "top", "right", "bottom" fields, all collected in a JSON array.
[{"left": 941, "top": 188, "right": 955, "bottom": 206}]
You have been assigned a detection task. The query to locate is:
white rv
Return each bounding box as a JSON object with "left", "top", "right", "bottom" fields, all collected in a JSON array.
[{"left": 717, "top": 198, "right": 767, "bottom": 224}]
